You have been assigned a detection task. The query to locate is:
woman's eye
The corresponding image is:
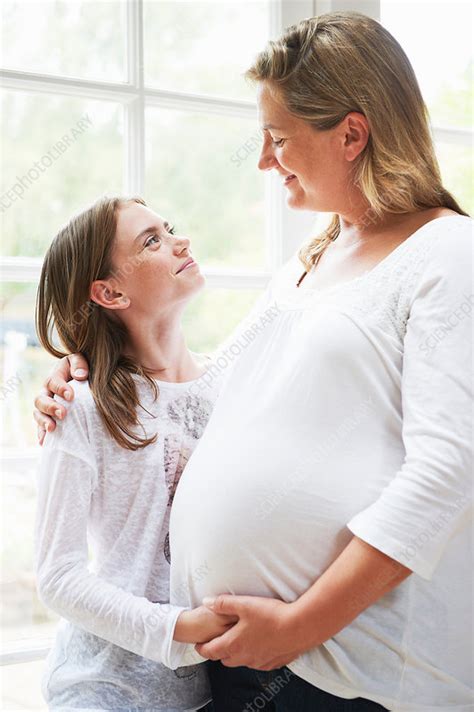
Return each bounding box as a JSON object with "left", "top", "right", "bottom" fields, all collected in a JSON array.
[
  {"left": 167, "top": 224, "right": 176, "bottom": 235},
  {"left": 272, "top": 138, "right": 285, "bottom": 147},
  {"left": 145, "top": 234, "right": 162, "bottom": 248}
]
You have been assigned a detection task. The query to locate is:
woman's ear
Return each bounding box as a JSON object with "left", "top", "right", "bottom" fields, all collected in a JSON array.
[
  {"left": 90, "top": 280, "right": 130, "bottom": 310},
  {"left": 342, "top": 111, "right": 370, "bottom": 162}
]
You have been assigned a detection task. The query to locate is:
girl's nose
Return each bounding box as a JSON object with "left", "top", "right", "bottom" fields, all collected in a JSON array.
[{"left": 173, "top": 235, "right": 191, "bottom": 254}]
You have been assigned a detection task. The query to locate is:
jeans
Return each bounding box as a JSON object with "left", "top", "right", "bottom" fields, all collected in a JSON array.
[{"left": 207, "top": 662, "right": 388, "bottom": 712}]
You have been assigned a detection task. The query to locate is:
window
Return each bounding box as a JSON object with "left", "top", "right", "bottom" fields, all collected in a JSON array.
[
  {"left": 2, "top": 1, "right": 470, "bottom": 707},
  {"left": 0, "top": 0, "right": 315, "bottom": 707},
  {"left": 380, "top": 0, "right": 473, "bottom": 215}
]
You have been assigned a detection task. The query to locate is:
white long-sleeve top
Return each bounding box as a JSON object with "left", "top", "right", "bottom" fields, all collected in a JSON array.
[
  {"left": 170, "top": 215, "right": 474, "bottom": 710},
  {"left": 35, "top": 372, "right": 220, "bottom": 711}
]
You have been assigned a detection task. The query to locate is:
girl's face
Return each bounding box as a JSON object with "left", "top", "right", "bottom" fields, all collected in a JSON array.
[
  {"left": 256, "top": 82, "right": 368, "bottom": 214},
  {"left": 93, "top": 202, "right": 205, "bottom": 319}
]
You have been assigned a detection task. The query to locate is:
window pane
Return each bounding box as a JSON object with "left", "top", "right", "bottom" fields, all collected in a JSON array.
[
  {"left": 1, "top": 660, "right": 47, "bottom": 710},
  {"left": 2, "top": 458, "right": 59, "bottom": 644},
  {"left": 183, "top": 287, "right": 262, "bottom": 353},
  {"left": 1, "top": 0, "right": 127, "bottom": 82},
  {"left": 436, "top": 142, "right": 474, "bottom": 216},
  {"left": 381, "top": 1, "right": 473, "bottom": 129},
  {"left": 1, "top": 91, "right": 123, "bottom": 258},
  {"left": 1, "top": 287, "right": 58, "bottom": 672},
  {"left": 145, "top": 107, "right": 265, "bottom": 269},
  {"left": 1, "top": 283, "right": 56, "bottom": 452},
  {"left": 144, "top": 1, "right": 269, "bottom": 100}
]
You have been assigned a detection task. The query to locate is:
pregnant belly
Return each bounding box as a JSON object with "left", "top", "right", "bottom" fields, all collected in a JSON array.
[{"left": 169, "top": 428, "right": 364, "bottom": 607}]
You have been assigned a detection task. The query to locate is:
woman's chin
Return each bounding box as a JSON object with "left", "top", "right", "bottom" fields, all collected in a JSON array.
[{"left": 286, "top": 190, "right": 309, "bottom": 211}]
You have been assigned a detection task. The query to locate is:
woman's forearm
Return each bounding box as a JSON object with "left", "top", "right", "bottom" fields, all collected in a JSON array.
[
  {"left": 289, "top": 535, "right": 412, "bottom": 651},
  {"left": 196, "top": 535, "right": 413, "bottom": 669}
]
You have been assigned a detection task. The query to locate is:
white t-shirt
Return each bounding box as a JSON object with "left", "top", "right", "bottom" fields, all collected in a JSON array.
[
  {"left": 170, "top": 215, "right": 473, "bottom": 711},
  {"left": 35, "top": 372, "right": 221, "bottom": 711}
]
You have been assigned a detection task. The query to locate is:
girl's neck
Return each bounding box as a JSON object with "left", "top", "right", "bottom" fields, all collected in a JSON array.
[{"left": 122, "top": 318, "right": 206, "bottom": 383}]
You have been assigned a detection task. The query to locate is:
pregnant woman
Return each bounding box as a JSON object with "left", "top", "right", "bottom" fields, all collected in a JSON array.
[{"left": 34, "top": 11, "right": 472, "bottom": 712}]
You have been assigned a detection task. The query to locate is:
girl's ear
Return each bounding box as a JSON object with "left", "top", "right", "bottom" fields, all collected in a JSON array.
[{"left": 90, "top": 281, "right": 129, "bottom": 310}]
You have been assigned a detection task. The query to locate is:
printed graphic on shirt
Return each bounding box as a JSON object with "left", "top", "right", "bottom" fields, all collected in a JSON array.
[
  {"left": 164, "top": 434, "right": 191, "bottom": 508},
  {"left": 167, "top": 393, "right": 214, "bottom": 440},
  {"left": 162, "top": 393, "right": 214, "bottom": 565}
]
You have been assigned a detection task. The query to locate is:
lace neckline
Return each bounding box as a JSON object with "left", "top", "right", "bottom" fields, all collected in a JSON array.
[{"left": 296, "top": 214, "right": 466, "bottom": 295}]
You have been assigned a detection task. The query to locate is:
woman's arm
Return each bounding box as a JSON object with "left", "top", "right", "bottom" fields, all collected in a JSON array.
[
  {"left": 195, "top": 535, "right": 411, "bottom": 669},
  {"left": 33, "top": 353, "right": 89, "bottom": 444},
  {"left": 197, "top": 222, "right": 473, "bottom": 669}
]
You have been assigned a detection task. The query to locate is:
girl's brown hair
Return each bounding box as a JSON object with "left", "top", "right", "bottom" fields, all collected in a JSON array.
[
  {"left": 36, "top": 195, "right": 159, "bottom": 451},
  {"left": 246, "top": 11, "right": 469, "bottom": 271}
]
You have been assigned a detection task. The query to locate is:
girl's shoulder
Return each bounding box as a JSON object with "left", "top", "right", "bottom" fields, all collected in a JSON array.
[{"left": 53, "top": 378, "right": 95, "bottom": 415}]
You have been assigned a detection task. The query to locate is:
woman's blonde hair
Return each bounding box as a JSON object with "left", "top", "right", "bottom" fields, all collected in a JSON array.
[
  {"left": 246, "top": 11, "right": 469, "bottom": 271},
  {"left": 36, "top": 195, "right": 160, "bottom": 451}
]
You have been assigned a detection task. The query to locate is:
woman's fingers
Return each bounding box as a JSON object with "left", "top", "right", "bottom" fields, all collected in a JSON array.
[
  {"left": 33, "top": 407, "right": 55, "bottom": 445},
  {"left": 34, "top": 390, "right": 66, "bottom": 419},
  {"left": 68, "top": 353, "right": 89, "bottom": 379}
]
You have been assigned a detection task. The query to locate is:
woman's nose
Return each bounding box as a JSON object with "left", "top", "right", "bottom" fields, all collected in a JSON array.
[{"left": 257, "top": 138, "right": 278, "bottom": 172}]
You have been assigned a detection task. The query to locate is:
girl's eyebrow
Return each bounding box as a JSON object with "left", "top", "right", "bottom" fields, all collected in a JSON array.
[
  {"left": 133, "top": 226, "right": 156, "bottom": 243},
  {"left": 133, "top": 221, "right": 170, "bottom": 243}
]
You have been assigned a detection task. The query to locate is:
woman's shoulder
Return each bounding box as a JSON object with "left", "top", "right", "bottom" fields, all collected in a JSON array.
[{"left": 411, "top": 212, "right": 472, "bottom": 268}]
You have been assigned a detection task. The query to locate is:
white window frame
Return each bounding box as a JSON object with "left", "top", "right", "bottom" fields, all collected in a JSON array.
[
  {"left": 1, "top": 0, "right": 471, "bottom": 669},
  {"left": 0, "top": 0, "right": 317, "bottom": 668}
]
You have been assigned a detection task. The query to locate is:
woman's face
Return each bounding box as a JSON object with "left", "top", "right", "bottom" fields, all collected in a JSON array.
[
  {"left": 94, "top": 202, "right": 205, "bottom": 319},
  {"left": 256, "top": 82, "right": 366, "bottom": 214}
]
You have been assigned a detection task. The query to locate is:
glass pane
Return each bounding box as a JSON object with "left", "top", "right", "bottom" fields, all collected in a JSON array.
[
  {"left": 145, "top": 107, "right": 265, "bottom": 269},
  {"left": 435, "top": 142, "right": 474, "bottom": 216},
  {"left": 1, "top": 283, "right": 57, "bottom": 452},
  {"left": 144, "top": 1, "right": 269, "bottom": 100},
  {"left": 1, "top": 0, "right": 127, "bottom": 83},
  {"left": 0, "top": 660, "right": 47, "bottom": 710},
  {"left": 1, "top": 91, "right": 123, "bottom": 258},
  {"left": 381, "top": 1, "right": 473, "bottom": 129},
  {"left": 183, "top": 288, "right": 262, "bottom": 353},
  {"left": 2, "top": 458, "right": 59, "bottom": 644}
]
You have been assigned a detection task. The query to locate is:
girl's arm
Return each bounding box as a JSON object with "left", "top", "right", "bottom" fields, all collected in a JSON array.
[{"left": 35, "top": 444, "right": 233, "bottom": 669}]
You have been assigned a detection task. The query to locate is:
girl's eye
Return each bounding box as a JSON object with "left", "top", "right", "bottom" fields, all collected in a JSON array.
[
  {"left": 167, "top": 224, "right": 176, "bottom": 235},
  {"left": 272, "top": 138, "right": 285, "bottom": 147},
  {"left": 144, "top": 234, "right": 162, "bottom": 248}
]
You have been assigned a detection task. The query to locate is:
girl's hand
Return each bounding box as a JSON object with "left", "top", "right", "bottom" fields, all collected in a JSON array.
[
  {"left": 173, "top": 605, "right": 238, "bottom": 644},
  {"left": 33, "top": 353, "right": 90, "bottom": 445}
]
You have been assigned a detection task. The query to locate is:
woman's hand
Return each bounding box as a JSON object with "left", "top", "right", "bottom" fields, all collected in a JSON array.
[
  {"left": 194, "top": 539, "right": 412, "bottom": 671},
  {"left": 195, "top": 596, "right": 302, "bottom": 670},
  {"left": 33, "top": 353, "right": 90, "bottom": 445},
  {"left": 173, "top": 605, "right": 238, "bottom": 645}
]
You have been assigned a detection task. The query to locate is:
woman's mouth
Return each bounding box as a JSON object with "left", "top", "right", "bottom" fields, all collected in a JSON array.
[{"left": 284, "top": 174, "right": 296, "bottom": 185}]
